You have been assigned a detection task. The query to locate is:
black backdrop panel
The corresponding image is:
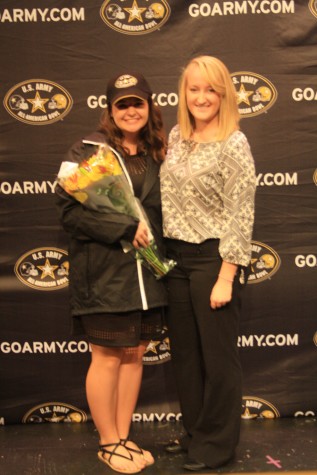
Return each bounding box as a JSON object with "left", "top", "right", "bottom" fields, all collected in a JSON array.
[{"left": 1, "top": 1, "right": 316, "bottom": 424}]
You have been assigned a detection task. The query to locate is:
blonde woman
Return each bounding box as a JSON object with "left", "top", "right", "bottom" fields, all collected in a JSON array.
[{"left": 160, "top": 56, "right": 256, "bottom": 471}]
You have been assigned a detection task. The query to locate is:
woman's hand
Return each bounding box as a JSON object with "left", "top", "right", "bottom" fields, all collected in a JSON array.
[
  {"left": 210, "top": 261, "right": 237, "bottom": 309},
  {"left": 133, "top": 221, "right": 150, "bottom": 249},
  {"left": 210, "top": 278, "right": 233, "bottom": 309}
]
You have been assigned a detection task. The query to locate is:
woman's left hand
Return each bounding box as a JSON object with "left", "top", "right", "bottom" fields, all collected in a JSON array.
[{"left": 210, "top": 278, "right": 233, "bottom": 309}]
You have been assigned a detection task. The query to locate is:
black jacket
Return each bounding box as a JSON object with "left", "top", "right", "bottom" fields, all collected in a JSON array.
[{"left": 56, "top": 132, "right": 168, "bottom": 319}]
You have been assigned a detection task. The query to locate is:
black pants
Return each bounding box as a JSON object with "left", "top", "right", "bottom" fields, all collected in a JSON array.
[{"left": 165, "top": 238, "right": 243, "bottom": 468}]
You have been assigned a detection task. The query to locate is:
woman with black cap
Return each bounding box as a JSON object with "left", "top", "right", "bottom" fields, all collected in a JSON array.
[{"left": 56, "top": 72, "right": 167, "bottom": 474}]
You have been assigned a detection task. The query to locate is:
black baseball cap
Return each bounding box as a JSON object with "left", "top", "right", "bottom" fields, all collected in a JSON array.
[{"left": 106, "top": 72, "right": 153, "bottom": 106}]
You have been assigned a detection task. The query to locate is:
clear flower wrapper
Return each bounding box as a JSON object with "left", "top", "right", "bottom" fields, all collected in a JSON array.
[{"left": 57, "top": 141, "right": 176, "bottom": 279}]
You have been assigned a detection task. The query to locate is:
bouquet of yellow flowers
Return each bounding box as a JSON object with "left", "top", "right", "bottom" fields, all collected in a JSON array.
[{"left": 57, "top": 141, "right": 176, "bottom": 279}]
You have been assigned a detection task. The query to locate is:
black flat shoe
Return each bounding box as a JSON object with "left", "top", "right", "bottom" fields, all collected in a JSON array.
[
  {"left": 165, "top": 440, "right": 186, "bottom": 454},
  {"left": 183, "top": 459, "right": 208, "bottom": 471}
]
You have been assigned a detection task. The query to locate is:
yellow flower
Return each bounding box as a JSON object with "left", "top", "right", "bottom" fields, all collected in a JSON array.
[{"left": 73, "top": 191, "right": 88, "bottom": 203}]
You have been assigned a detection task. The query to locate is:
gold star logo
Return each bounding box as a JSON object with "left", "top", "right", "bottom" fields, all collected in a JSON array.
[
  {"left": 37, "top": 259, "right": 58, "bottom": 279},
  {"left": 236, "top": 84, "right": 253, "bottom": 106},
  {"left": 45, "top": 413, "right": 65, "bottom": 423},
  {"left": 241, "top": 407, "right": 258, "bottom": 419},
  {"left": 124, "top": 0, "right": 146, "bottom": 22},
  {"left": 146, "top": 340, "right": 160, "bottom": 354},
  {"left": 27, "top": 91, "right": 49, "bottom": 113}
]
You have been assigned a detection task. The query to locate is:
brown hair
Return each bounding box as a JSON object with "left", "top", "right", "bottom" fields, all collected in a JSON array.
[
  {"left": 178, "top": 55, "right": 240, "bottom": 141},
  {"left": 98, "top": 99, "right": 166, "bottom": 162}
]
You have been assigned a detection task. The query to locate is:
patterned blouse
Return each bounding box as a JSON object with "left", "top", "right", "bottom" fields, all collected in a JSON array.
[{"left": 160, "top": 125, "right": 256, "bottom": 267}]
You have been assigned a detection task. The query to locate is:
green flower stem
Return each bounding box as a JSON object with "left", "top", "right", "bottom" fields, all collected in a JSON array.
[{"left": 136, "top": 240, "right": 176, "bottom": 278}]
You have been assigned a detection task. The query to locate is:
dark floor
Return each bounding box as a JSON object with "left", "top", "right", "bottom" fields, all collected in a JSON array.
[{"left": 0, "top": 418, "right": 316, "bottom": 475}]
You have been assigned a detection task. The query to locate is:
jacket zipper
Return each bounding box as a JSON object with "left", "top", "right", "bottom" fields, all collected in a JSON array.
[
  {"left": 137, "top": 259, "right": 148, "bottom": 310},
  {"left": 113, "top": 146, "right": 150, "bottom": 310},
  {"left": 83, "top": 139, "right": 150, "bottom": 310}
]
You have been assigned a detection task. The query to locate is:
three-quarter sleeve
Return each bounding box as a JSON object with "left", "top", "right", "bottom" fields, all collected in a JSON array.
[{"left": 218, "top": 131, "right": 256, "bottom": 267}]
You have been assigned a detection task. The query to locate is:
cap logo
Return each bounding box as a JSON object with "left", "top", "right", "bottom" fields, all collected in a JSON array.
[{"left": 114, "top": 75, "right": 138, "bottom": 89}]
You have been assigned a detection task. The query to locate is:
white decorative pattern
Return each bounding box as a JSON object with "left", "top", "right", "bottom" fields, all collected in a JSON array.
[{"left": 160, "top": 125, "right": 256, "bottom": 266}]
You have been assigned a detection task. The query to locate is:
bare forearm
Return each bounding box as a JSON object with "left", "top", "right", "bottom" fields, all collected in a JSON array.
[{"left": 218, "top": 261, "right": 238, "bottom": 282}]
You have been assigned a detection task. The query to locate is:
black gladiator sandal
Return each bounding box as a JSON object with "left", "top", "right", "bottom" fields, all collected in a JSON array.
[
  {"left": 98, "top": 441, "right": 141, "bottom": 474},
  {"left": 120, "top": 438, "right": 155, "bottom": 466}
]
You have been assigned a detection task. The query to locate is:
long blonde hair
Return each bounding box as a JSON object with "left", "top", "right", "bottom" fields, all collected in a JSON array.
[{"left": 178, "top": 56, "right": 240, "bottom": 141}]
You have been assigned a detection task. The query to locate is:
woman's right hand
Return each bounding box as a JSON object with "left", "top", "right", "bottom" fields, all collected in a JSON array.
[{"left": 133, "top": 222, "right": 150, "bottom": 249}]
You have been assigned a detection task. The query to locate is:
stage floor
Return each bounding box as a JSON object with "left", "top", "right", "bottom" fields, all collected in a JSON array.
[{"left": 0, "top": 417, "right": 316, "bottom": 474}]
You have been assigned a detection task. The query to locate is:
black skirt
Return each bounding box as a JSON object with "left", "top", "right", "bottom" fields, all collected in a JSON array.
[{"left": 79, "top": 307, "right": 164, "bottom": 347}]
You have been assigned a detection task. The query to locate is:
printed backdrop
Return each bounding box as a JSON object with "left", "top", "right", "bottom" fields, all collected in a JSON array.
[{"left": 1, "top": 0, "right": 317, "bottom": 425}]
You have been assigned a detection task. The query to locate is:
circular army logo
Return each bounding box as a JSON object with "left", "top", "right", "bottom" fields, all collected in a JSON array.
[
  {"left": 4, "top": 79, "right": 73, "bottom": 125},
  {"left": 242, "top": 396, "right": 280, "bottom": 419},
  {"left": 22, "top": 402, "right": 87, "bottom": 423},
  {"left": 313, "top": 332, "right": 317, "bottom": 347},
  {"left": 14, "top": 247, "right": 69, "bottom": 291},
  {"left": 100, "top": 0, "right": 170, "bottom": 35},
  {"left": 313, "top": 169, "right": 317, "bottom": 185},
  {"left": 248, "top": 240, "right": 281, "bottom": 284},
  {"left": 143, "top": 326, "right": 171, "bottom": 365},
  {"left": 231, "top": 72, "right": 277, "bottom": 118},
  {"left": 309, "top": 0, "right": 317, "bottom": 18}
]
